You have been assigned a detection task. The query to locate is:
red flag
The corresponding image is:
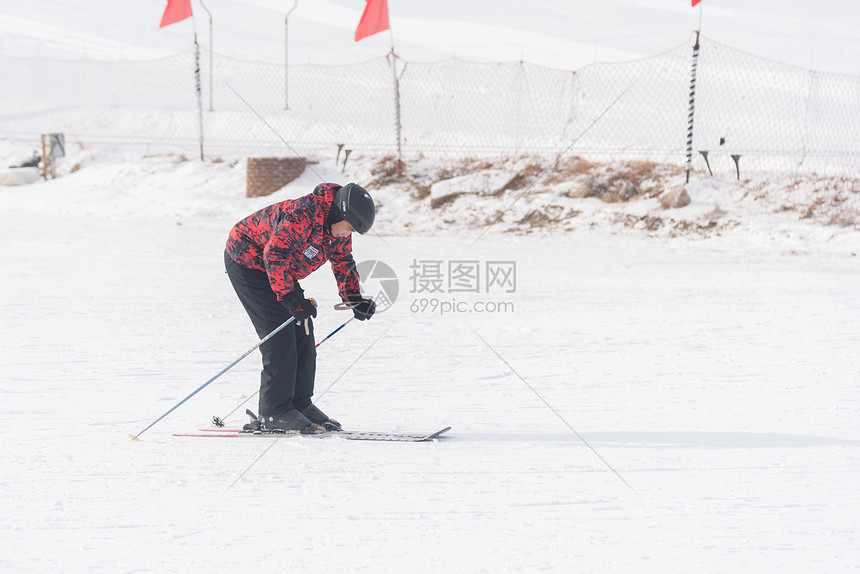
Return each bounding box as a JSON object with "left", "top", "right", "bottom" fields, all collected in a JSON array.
[
  {"left": 355, "top": 0, "right": 390, "bottom": 41},
  {"left": 160, "top": 0, "right": 193, "bottom": 28},
  {"left": 692, "top": 0, "right": 702, "bottom": 6}
]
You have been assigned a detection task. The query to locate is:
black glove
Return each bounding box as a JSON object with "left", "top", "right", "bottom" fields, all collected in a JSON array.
[
  {"left": 283, "top": 291, "right": 318, "bottom": 322},
  {"left": 347, "top": 294, "right": 376, "bottom": 321}
]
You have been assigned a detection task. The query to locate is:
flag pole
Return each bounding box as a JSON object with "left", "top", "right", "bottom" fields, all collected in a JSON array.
[
  {"left": 158, "top": 1, "right": 203, "bottom": 158},
  {"left": 354, "top": 0, "right": 399, "bottom": 164},
  {"left": 388, "top": 27, "right": 403, "bottom": 165},
  {"left": 191, "top": 15, "right": 205, "bottom": 160},
  {"left": 698, "top": 2, "right": 703, "bottom": 34},
  {"left": 685, "top": 29, "right": 701, "bottom": 184},
  {"left": 198, "top": 0, "right": 214, "bottom": 111},
  {"left": 284, "top": 0, "right": 299, "bottom": 110}
]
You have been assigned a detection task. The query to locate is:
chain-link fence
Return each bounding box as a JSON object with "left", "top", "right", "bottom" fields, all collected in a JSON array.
[
  {"left": 693, "top": 39, "right": 860, "bottom": 177},
  {"left": 0, "top": 35, "right": 857, "bottom": 177}
]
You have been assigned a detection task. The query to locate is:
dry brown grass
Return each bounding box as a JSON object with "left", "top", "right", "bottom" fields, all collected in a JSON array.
[
  {"left": 612, "top": 213, "right": 666, "bottom": 232},
  {"left": 502, "top": 162, "right": 544, "bottom": 192},
  {"left": 368, "top": 155, "right": 511, "bottom": 198},
  {"left": 413, "top": 184, "right": 432, "bottom": 201},
  {"left": 580, "top": 160, "right": 680, "bottom": 203},
  {"left": 430, "top": 192, "right": 464, "bottom": 209},
  {"left": 513, "top": 205, "right": 578, "bottom": 229},
  {"left": 367, "top": 155, "right": 406, "bottom": 187}
]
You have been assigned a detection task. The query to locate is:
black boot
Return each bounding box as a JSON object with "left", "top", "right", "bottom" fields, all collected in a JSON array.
[
  {"left": 297, "top": 403, "right": 342, "bottom": 431},
  {"left": 260, "top": 409, "right": 325, "bottom": 434}
]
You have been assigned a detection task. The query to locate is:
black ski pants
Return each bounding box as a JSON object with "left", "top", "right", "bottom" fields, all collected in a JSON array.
[{"left": 224, "top": 250, "right": 316, "bottom": 418}]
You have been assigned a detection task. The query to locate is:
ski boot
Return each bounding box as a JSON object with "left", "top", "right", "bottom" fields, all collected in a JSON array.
[
  {"left": 260, "top": 408, "right": 326, "bottom": 434},
  {"left": 297, "top": 402, "right": 342, "bottom": 431}
]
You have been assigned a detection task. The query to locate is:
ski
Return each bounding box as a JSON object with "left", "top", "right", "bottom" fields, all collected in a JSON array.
[
  {"left": 173, "top": 426, "right": 451, "bottom": 442},
  {"left": 332, "top": 427, "right": 451, "bottom": 442}
]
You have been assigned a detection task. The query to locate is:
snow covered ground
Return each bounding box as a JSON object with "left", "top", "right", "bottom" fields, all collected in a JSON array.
[
  {"left": 1, "top": 148, "right": 859, "bottom": 572},
  {"left": 2, "top": 1, "right": 860, "bottom": 572}
]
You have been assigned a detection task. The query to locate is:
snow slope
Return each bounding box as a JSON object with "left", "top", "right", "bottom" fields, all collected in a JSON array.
[
  {"left": 0, "top": 0, "right": 858, "bottom": 73},
  {"left": 1, "top": 151, "right": 859, "bottom": 572},
  {"left": 1, "top": 2, "right": 859, "bottom": 572}
]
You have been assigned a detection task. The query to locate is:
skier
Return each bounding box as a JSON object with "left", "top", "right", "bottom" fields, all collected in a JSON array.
[{"left": 224, "top": 183, "right": 377, "bottom": 433}]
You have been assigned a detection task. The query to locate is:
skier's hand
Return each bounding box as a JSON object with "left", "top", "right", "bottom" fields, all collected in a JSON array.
[
  {"left": 283, "top": 291, "right": 318, "bottom": 322},
  {"left": 347, "top": 294, "right": 376, "bottom": 321}
]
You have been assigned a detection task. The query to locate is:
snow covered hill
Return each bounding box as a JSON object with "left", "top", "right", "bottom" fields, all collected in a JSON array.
[{"left": 2, "top": 0, "right": 858, "bottom": 73}]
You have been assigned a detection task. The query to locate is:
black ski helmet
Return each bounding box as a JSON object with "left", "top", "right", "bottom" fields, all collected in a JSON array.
[{"left": 334, "top": 183, "right": 375, "bottom": 235}]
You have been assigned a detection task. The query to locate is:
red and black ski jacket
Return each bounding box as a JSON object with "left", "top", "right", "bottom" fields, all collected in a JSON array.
[{"left": 226, "top": 183, "right": 361, "bottom": 302}]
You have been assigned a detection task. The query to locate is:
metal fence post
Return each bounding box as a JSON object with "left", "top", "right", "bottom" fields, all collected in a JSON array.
[
  {"left": 285, "top": 0, "right": 299, "bottom": 110},
  {"left": 194, "top": 34, "right": 204, "bottom": 160},
  {"left": 389, "top": 48, "right": 403, "bottom": 163},
  {"left": 685, "top": 31, "right": 701, "bottom": 184},
  {"left": 199, "top": 0, "right": 213, "bottom": 111}
]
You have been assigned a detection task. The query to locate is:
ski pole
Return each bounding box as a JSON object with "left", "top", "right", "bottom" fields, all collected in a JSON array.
[
  {"left": 315, "top": 316, "right": 355, "bottom": 348},
  {"left": 130, "top": 316, "right": 296, "bottom": 440},
  {"left": 211, "top": 316, "right": 355, "bottom": 427}
]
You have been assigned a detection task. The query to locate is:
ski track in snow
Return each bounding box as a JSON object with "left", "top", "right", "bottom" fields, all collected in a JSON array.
[{"left": 1, "top": 159, "right": 859, "bottom": 572}]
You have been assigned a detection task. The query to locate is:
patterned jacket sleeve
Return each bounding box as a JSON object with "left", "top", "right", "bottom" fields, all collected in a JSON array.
[{"left": 329, "top": 236, "right": 361, "bottom": 301}]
